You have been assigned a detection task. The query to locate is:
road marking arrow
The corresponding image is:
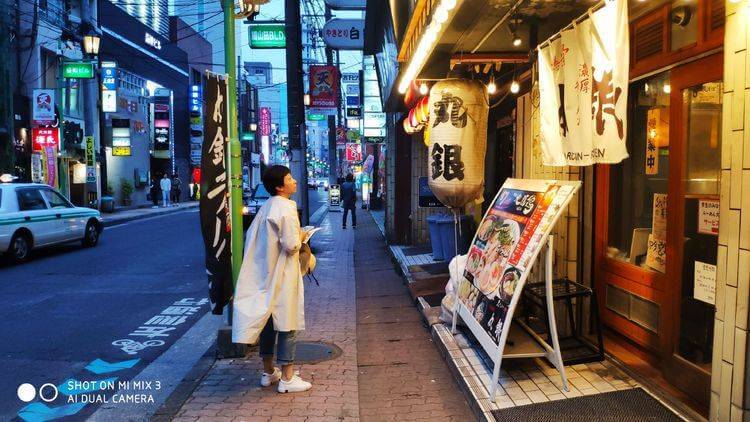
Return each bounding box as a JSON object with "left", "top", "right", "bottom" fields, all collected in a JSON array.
[
  {"left": 84, "top": 358, "right": 140, "bottom": 374},
  {"left": 18, "top": 402, "right": 86, "bottom": 422}
]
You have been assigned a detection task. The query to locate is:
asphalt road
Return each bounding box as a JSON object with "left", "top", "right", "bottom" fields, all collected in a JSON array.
[
  {"left": 0, "top": 209, "right": 208, "bottom": 421},
  {"left": 0, "top": 190, "right": 327, "bottom": 421}
]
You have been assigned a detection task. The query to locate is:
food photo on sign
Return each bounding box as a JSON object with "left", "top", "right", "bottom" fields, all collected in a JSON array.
[{"left": 458, "top": 180, "right": 578, "bottom": 342}]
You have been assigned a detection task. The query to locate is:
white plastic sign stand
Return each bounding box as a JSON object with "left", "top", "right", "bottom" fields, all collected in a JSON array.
[
  {"left": 328, "top": 184, "right": 341, "bottom": 212},
  {"left": 451, "top": 179, "right": 579, "bottom": 402}
]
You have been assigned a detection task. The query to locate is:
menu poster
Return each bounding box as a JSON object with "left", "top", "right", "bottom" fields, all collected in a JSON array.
[
  {"left": 652, "top": 193, "right": 667, "bottom": 240},
  {"left": 458, "top": 179, "right": 579, "bottom": 343},
  {"left": 645, "top": 234, "right": 666, "bottom": 273},
  {"left": 698, "top": 199, "right": 720, "bottom": 235},
  {"left": 694, "top": 261, "right": 716, "bottom": 305}
]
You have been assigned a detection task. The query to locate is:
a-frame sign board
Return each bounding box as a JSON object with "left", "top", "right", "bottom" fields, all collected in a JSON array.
[{"left": 451, "top": 178, "right": 581, "bottom": 402}]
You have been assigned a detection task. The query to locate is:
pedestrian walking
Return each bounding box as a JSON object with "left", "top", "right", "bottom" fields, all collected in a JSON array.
[
  {"left": 171, "top": 173, "right": 182, "bottom": 205},
  {"left": 341, "top": 173, "right": 357, "bottom": 229},
  {"left": 148, "top": 177, "right": 160, "bottom": 208},
  {"left": 160, "top": 173, "right": 171, "bottom": 207},
  {"left": 232, "top": 165, "right": 313, "bottom": 393}
]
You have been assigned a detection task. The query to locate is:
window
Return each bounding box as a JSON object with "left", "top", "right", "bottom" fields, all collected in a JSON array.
[
  {"left": 606, "top": 72, "right": 671, "bottom": 272},
  {"left": 17, "top": 189, "right": 48, "bottom": 211},
  {"left": 41, "top": 189, "right": 72, "bottom": 209}
]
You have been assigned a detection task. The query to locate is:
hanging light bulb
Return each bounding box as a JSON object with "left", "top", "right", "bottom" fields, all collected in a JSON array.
[
  {"left": 487, "top": 79, "right": 497, "bottom": 94},
  {"left": 663, "top": 83, "right": 671, "bottom": 94},
  {"left": 510, "top": 80, "right": 520, "bottom": 94},
  {"left": 512, "top": 34, "right": 522, "bottom": 47},
  {"left": 419, "top": 82, "right": 429, "bottom": 95}
]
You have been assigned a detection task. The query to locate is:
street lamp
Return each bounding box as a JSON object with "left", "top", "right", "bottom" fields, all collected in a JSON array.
[
  {"left": 250, "top": 122, "right": 257, "bottom": 131},
  {"left": 83, "top": 29, "right": 101, "bottom": 56},
  {"left": 304, "top": 94, "right": 311, "bottom": 106}
]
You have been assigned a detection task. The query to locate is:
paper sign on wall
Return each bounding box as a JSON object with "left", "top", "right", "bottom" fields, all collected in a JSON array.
[
  {"left": 652, "top": 193, "right": 667, "bottom": 240},
  {"left": 698, "top": 199, "right": 720, "bottom": 235},
  {"left": 646, "top": 234, "right": 666, "bottom": 273},
  {"left": 694, "top": 261, "right": 716, "bottom": 305}
]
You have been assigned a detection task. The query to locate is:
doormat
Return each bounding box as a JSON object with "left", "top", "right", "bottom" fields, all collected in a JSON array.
[
  {"left": 491, "top": 388, "right": 682, "bottom": 422},
  {"left": 401, "top": 246, "right": 433, "bottom": 256},
  {"left": 294, "top": 341, "right": 343, "bottom": 364}
]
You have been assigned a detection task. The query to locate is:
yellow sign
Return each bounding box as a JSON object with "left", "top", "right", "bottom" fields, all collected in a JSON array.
[{"left": 113, "top": 146, "right": 132, "bottom": 156}]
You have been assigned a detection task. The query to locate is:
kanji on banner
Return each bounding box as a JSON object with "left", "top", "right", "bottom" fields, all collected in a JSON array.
[
  {"left": 538, "top": 0, "right": 629, "bottom": 166},
  {"left": 200, "top": 73, "right": 233, "bottom": 315},
  {"left": 309, "top": 65, "right": 339, "bottom": 108},
  {"left": 345, "top": 143, "right": 362, "bottom": 161}
]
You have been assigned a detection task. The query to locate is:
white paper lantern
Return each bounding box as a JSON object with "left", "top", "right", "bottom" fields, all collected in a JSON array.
[{"left": 427, "top": 79, "right": 488, "bottom": 209}]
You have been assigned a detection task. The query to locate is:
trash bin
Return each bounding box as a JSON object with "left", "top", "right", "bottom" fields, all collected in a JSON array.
[
  {"left": 426, "top": 214, "right": 444, "bottom": 260},
  {"left": 438, "top": 215, "right": 472, "bottom": 262},
  {"left": 100, "top": 196, "right": 115, "bottom": 213}
]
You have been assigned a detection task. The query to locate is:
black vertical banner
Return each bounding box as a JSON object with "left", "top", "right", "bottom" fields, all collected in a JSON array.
[{"left": 200, "top": 74, "right": 233, "bottom": 315}]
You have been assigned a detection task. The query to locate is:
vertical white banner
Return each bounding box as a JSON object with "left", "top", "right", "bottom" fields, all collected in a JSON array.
[{"left": 538, "top": 0, "right": 629, "bottom": 166}]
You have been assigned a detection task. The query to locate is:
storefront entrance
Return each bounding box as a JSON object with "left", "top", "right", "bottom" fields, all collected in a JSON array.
[{"left": 595, "top": 53, "right": 722, "bottom": 411}]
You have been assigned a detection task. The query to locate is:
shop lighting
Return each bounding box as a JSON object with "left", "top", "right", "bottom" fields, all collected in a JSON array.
[
  {"left": 304, "top": 94, "right": 311, "bottom": 106},
  {"left": 419, "top": 82, "right": 429, "bottom": 95},
  {"left": 510, "top": 80, "right": 520, "bottom": 94},
  {"left": 398, "top": 0, "right": 463, "bottom": 94},
  {"left": 487, "top": 79, "right": 497, "bottom": 95},
  {"left": 663, "top": 84, "right": 671, "bottom": 94},
  {"left": 512, "top": 34, "right": 522, "bottom": 47},
  {"left": 250, "top": 122, "right": 257, "bottom": 131}
]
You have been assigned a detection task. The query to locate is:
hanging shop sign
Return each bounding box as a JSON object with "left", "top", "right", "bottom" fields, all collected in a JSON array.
[
  {"left": 112, "top": 119, "right": 132, "bottom": 156},
  {"left": 249, "top": 23, "right": 286, "bottom": 48},
  {"left": 363, "top": 128, "right": 386, "bottom": 138},
  {"left": 259, "top": 107, "right": 271, "bottom": 136},
  {"left": 85, "top": 135, "right": 95, "bottom": 183},
  {"left": 309, "top": 65, "right": 339, "bottom": 108},
  {"left": 345, "top": 142, "right": 362, "bottom": 161},
  {"left": 31, "top": 153, "right": 43, "bottom": 183},
  {"left": 323, "top": 0, "right": 365, "bottom": 9},
  {"left": 538, "top": 0, "right": 629, "bottom": 166},
  {"left": 32, "top": 89, "right": 55, "bottom": 123},
  {"left": 190, "top": 84, "right": 203, "bottom": 166},
  {"left": 364, "top": 112, "right": 386, "bottom": 129},
  {"left": 201, "top": 73, "right": 233, "bottom": 315},
  {"left": 322, "top": 19, "right": 364, "bottom": 50},
  {"left": 101, "top": 62, "right": 118, "bottom": 113},
  {"left": 62, "top": 62, "right": 95, "bottom": 79},
  {"left": 346, "top": 108, "right": 362, "bottom": 118},
  {"left": 455, "top": 178, "right": 580, "bottom": 400},
  {"left": 41, "top": 146, "right": 58, "bottom": 188},
  {"left": 346, "top": 129, "right": 360, "bottom": 142},
  {"left": 346, "top": 96, "right": 360, "bottom": 107},
  {"left": 345, "top": 84, "right": 360, "bottom": 96},
  {"left": 152, "top": 90, "right": 172, "bottom": 160},
  {"left": 427, "top": 79, "right": 488, "bottom": 209},
  {"left": 341, "top": 73, "right": 359, "bottom": 84},
  {"left": 306, "top": 113, "right": 326, "bottom": 121},
  {"left": 31, "top": 127, "right": 59, "bottom": 151}
]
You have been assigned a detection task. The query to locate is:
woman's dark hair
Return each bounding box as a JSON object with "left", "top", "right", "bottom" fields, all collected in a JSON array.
[
  {"left": 262, "top": 165, "right": 291, "bottom": 196},
  {"left": 345, "top": 173, "right": 354, "bottom": 182}
]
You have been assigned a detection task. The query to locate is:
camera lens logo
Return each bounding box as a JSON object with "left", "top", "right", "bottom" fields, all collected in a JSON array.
[{"left": 17, "top": 383, "right": 58, "bottom": 403}]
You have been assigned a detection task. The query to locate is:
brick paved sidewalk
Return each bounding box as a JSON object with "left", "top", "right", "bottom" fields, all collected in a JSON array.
[
  {"left": 355, "top": 213, "right": 472, "bottom": 421},
  {"left": 172, "top": 209, "right": 471, "bottom": 421}
]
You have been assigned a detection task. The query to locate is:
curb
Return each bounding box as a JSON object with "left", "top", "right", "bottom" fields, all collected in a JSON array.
[
  {"left": 101, "top": 204, "right": 198, "bottom": 228},
  {"left": 309, "top": 203, "right": 329, "bottom": 226}
]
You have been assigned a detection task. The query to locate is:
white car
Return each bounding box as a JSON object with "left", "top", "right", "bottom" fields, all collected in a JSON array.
[{"left": 0, "top": 180, "right": 103, "bottom": 263}]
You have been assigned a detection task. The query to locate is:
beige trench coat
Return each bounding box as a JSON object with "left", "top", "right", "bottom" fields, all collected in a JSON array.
[{"left": 232, "top": 195, "right": 305, "bottom": 344}]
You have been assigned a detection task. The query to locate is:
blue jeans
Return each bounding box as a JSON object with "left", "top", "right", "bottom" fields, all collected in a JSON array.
[{"left": 259, "top": 318, "right": 297, "bottom": 365}]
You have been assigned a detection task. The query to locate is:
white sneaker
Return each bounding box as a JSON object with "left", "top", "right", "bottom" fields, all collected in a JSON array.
[
  {"left": 260, "top": 367, "right": 281, "bottom": 387},
  {"left": 277, "top": 375, "right": 312, "bottom": 393}
]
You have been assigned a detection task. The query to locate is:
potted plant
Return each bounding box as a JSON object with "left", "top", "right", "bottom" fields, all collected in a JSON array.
[{"left": 120, "top": 178, "right": 134, "bottom": 206}]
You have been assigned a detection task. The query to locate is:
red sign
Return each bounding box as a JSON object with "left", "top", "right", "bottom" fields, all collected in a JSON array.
[
  {"left": 259, "top": 107, "right": 271, "bottom": 136},
  {"left": 309, "top": 65, "right": 339, "bottom": 108},
  {"left": 32, "top": 128, "right": 60, "bottom": 151},
  {"left": 345, "top": 143, "right": 362, "bottom": 161}
]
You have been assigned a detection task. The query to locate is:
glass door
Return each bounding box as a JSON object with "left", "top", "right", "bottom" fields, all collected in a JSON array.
[{"left": 663, "top": 54, "right": 723, "bottom": 407}]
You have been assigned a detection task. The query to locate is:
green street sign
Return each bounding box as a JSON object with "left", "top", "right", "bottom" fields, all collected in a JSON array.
[
  {"left": 306, "top": 113, "right": 326, "bottom": 121},
  {"left": 62, "top": 62, "right": 95, "bottom": 79},
  {"left": 249, "top": 23, "right": 286, "bottom": 48},
  {"left": 242, "top": 132, "right": 255, "bottom": 141}
]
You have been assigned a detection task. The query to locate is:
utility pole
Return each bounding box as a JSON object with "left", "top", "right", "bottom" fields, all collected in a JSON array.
[
  {"left": 223, "top": 0, "right": 243, "bottom": 285},
  {"left": 324, "top": 4, "right": 337, "bottom": 186},
  {"left": 285, "top": 0, "right": 308, "bottom": 224}
]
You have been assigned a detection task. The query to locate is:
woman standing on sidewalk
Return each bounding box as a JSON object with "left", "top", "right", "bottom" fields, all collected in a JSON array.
[{"left": 232, "top": 165, "right": 312, "bottom": 393}]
